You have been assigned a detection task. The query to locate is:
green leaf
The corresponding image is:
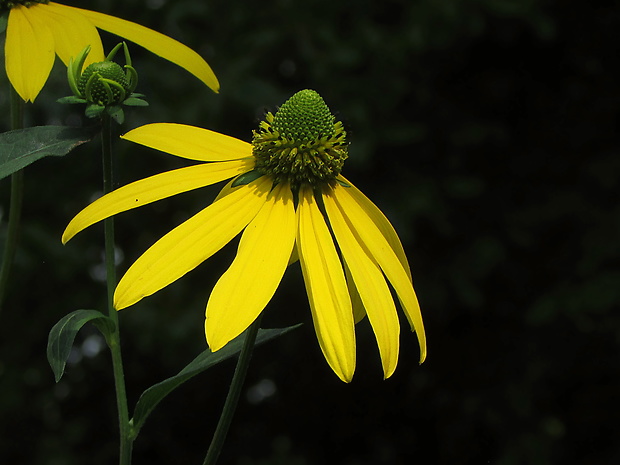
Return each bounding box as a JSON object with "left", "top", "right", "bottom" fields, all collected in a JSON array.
[
  {"left": 57, "top": 96, "right": 88, "bottom": 105},
  {"left": 131, "top": 324, "right": 301, "bottom": 437},
  {"left": 123, "top": 97, "right": 149, "bottom": 107},
  {"left": 232, "top": 169, "right": 264, "bottom": 188},
  {"left": 107, "top": 106, "right": 125, "bottom": 125},
  {"left": 0, "top": 126, "right": 98, "bottom": 180},
  {"left": 85, "top": 104, "right": 105, "bottom": 119},
  {"left": 47, "top": 310, "right": 115, "bottom": 383}
]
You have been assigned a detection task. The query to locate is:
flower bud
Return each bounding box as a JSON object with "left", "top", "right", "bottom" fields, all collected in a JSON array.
[{"left": 78, "top": 61, "right": 130, "bottom": 105}]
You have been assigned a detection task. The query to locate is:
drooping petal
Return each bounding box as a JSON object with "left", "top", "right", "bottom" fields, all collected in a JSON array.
[
  {"left": 332, "top": 182, "right": 427, "bottom": 364},
  {"left": 63, "top": 159, "right": 254, "bottom": 243},
  {"left": 206, "top": 182, "right": 296, "bottom": 351},
  {"left": 122, "top": 123, "right": 253, "bottom": 162},
  {"left": 114, "top": 176, "right": 272, "bottom": 310},
  {"left": 324, "top": 188, "right": 400, "bottom": 378},
  {"left": 57, "top": 3, "right": 219, "bottom": 92},
  {"left": 5, "top": 5, "right": 55, "bottom": 102},
  {"left": 339, "top": 175, "right": 412, "bottom": 281},
  {"left": 297, "top": 186, "right": 355, "bottom": 382},
  {"left": 43, "top": 3, "right": 105, "bottom": 66}
]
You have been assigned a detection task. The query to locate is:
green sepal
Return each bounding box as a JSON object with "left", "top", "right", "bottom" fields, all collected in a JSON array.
[
  {"left": 0, "top": 12, "right": 8, "bottom": 35},
  {"left": 47, "top": 309, "right": 116, "bottom": 383},
  {"left": 125, "top": 65, "right": 138, "bottom": 94},
  {"left": 231, "top": 169, "right": 264, "bottom": 188},
  {"left": 57, "top": 96, "right": 88, "bottom": 105},
  {"left": 130, "top": 324, "right": 301, "bottom": 439},
  {"left": 122, "top": 97, "right": 149, "bottom": 107},
  {"left": 85, "top": 103, "right": 105, "bottom": 119},
  {"left": 101, "top": 77, "right": 127, "bottom": 103},
  {"left": 107, "top": 106, "right": 125, "bottom": 125},
  {"left": 67, "top": 45, "right": 91, "bottom": 97},
  {"left": 0, "top": 125, "right": 98, "bottom": 180},
  {"left": 336, "top": 178, "right": 351, "bottom": 188},
  {"left": 105, "top": 41, "right": 124, "bottom": 61}
]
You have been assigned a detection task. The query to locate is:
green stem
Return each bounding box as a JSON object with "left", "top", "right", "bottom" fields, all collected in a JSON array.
[
  {"left": 0, "top": 85, "right": 25, "bottom": 314},
  {"left": 203, "top": 316, "right": 263, "bottom": 465},
  {"left": 101, "top": 114, "right": 133, "bottom": 464}
]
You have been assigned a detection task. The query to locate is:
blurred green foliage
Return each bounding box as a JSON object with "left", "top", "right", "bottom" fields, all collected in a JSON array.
[{"left": 1, "top": 0, "right": 619, "bottom": 464}]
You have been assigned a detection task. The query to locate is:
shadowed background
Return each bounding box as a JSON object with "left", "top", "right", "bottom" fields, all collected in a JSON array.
[{"left": 1, "top": 0, "right": 619, "bottom": 464}]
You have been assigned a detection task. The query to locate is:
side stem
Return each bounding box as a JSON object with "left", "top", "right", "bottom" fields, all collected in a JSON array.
[
  {"left": 0, "top": 85, "right": 25, "bottom": 314},
  {"left": 203, "top": 316, "right": 263, "bottom": 465},
  {"left": 101, "top": 114, "right": 133, "bottom": 465}
]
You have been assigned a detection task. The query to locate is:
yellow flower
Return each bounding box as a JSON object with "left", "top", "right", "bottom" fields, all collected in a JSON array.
[
  {"left": 2, "top": 0, "right": 219, "bottom": 102},
  {"left": 62, "top": 90, "right": 426, "bottom": 382}
]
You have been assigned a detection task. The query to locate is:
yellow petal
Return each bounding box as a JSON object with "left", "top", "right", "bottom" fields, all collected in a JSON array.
[
  {"left": 42, "top": 3, "right": 105, "bottom": 66},
  {"left": 206, "top": 182, "right": 296, "bottom": 351},
  {"left": 339, "top": 175, "right": 412, "bottom": 281},
  {"left": 122, "top": 123, "right": 252, "bottom": 162},
  {"left": 58, "top": 3, "right": 219, "bottom": 92},
  {"left": 297, "top": 186, "right": 355, "bottom": 382},
  {"left": 114, "top": 176, "right": 272, "bottom": 310},
  {"left": 324, "top": 189, "right": 400, "bottom": 378},
  {"left": 332, "top": 182, "right": 427, "bottom": 364},
  {"left": 5, "top": 5, "right": 55, "bottom": 102},
  {"left": 63, "top": 159, "right": 253, "bottom": 243}
]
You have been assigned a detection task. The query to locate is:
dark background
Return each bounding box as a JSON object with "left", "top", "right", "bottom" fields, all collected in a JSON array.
[{"left": 1, "top": 0, "right": 619, "bottom": 464}]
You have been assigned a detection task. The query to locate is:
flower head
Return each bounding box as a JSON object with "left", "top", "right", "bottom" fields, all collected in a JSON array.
[
  {"left": 63, "top": 90, "right": 426, "bottom": 382},
  {"left": 59, "top": 42, "right": 147, "bottom": 123},
  {"left": 1, "top": 1, "right": 218, "bottom": 102}
]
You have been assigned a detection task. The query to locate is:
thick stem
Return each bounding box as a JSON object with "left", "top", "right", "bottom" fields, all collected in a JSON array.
[
  {"left": 203, "top": 316, "right": 263, "bottom": 465},
  {"left": 0, "top": 85, "right": 25, "bottom": 314},
  {"left": 101, "top": 114, "right": 133, "bottom": 464}
]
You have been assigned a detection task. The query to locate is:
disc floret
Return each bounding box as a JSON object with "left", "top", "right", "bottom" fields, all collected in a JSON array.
[{"left": 252, "top": 89, "right": 348, "bottom": 188}]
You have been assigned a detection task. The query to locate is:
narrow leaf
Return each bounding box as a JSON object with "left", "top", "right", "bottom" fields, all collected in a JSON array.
[
  {"left": 108, "top": 106, "right": 125, "bottom": 125},
  {"left": 47, "top": 309, "right": 115, "bottom": 382},
  {"left": 57, "top": 96, "right": 87, "bottom": 104},
  {"left": 131, "top": 324, "right": 301, "bottom": 436},
  {"left": 0, "top": 126, "right": 98, "bottom": 179},
  {"left": 123, "top": 97, "right": 149, "bottom": 107}
]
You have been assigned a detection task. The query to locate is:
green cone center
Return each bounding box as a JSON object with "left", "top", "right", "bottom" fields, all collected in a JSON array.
[
  {"left": 252, "top": 89, "right": 348, "bottom": 188},
  {"left": 78, "top": 61, "right": 130, "bottom": 105}
]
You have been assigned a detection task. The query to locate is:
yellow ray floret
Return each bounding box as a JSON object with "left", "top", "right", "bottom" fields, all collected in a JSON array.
[
  {"left": 339, "top": 175, "right": 412, "bottom": 281},
  {"left": 5, "top": 5, "right": 55, "bottom": 102},
  {"left": 297, "top": 186, "right": 356, "bottom": 382},
  {"left": 323, "top": 189, "right": 401, "bottom": 379},
  {"left": 122, "top": 124, "right": 252, "bottom": 162},
  {"left": 40, "top": 3, "right": 105, "bottom": 66},
  {"left": 206, "top": 182, "right": 296, "bottom": 351},
  {"left": 62, "top": 159, "right": 254, "bottom": 244},
  {"left": 114, "top": 177, "right": 272, "bottom": 310},
  {"left": 332, "top": 182, "right": 426, "bottom": 363}
]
